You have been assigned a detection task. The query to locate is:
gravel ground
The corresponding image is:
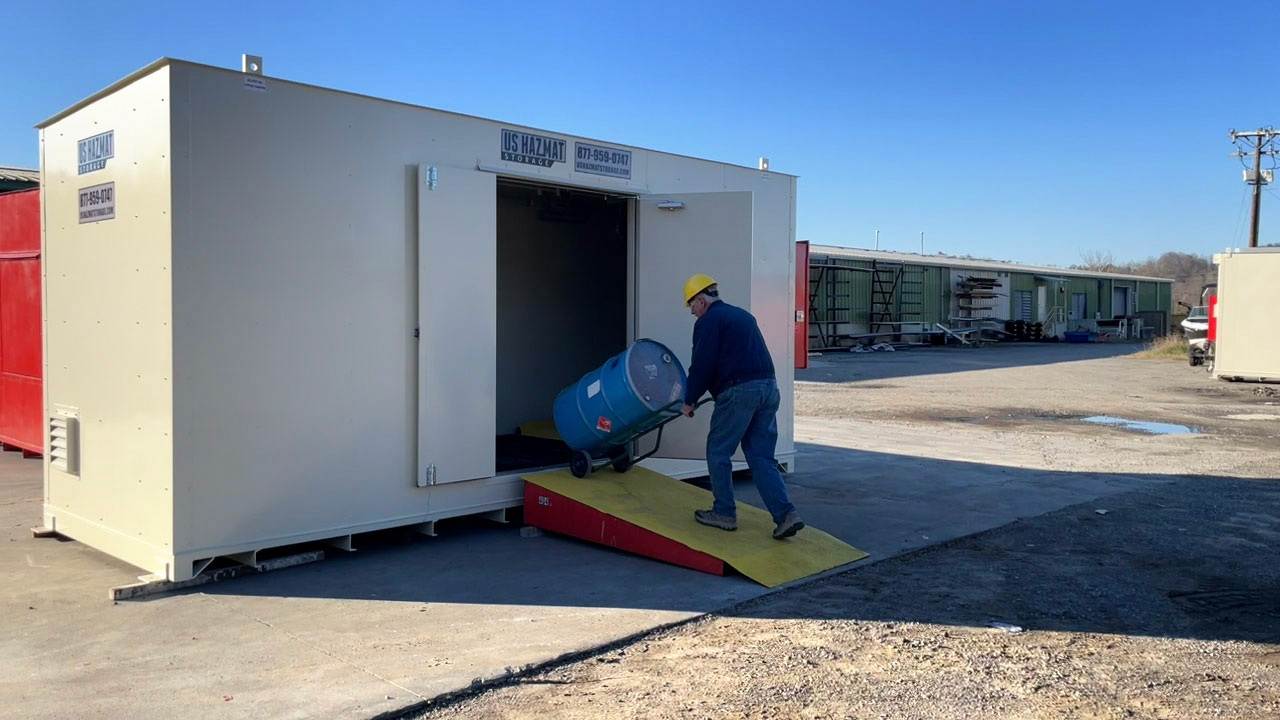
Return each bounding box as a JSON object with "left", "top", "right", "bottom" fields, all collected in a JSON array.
[
  {"left": 797, "top": 344, "right": 1280, "bottom": 447},
  {"left": 407, "top": 345, "right": 1280, "bottom": 720}
]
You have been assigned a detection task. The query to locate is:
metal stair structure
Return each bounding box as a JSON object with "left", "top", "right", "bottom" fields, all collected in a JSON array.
[{"left": 1043, "top": 306, "right": 1067, "bottom": 339}]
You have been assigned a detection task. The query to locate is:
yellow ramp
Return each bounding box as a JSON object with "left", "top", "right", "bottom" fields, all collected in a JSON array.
[{"left": 523, "top": 466, "right": 868, "bottom": 588}]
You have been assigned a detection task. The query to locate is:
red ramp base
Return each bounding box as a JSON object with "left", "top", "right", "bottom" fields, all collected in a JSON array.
[
  {"left": 524, "top": 483, "right": 725, "bottom": 577},
  {"left": 522, "top": 467, "right": 868, "bottom": 587}
]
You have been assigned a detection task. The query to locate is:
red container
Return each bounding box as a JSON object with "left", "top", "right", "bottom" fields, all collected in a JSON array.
[
  {"left": 1208, "top": 289, "right": 1218, "bottom": 343},
  {"left": 794, "top": 241, "right": 809, "bottom": 369},
  {"left": 0, "top": 188, "right": 42, "bottom": 455},
  {"left": 1207, "top": 293, "right": 1218, "bottom": 343}
]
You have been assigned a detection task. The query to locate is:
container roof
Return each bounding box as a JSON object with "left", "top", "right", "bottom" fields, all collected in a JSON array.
[
  {"left": 0, "top": 167, "right": 38, "bottom": 183},
  {"left": 808, "top": 245, "right": 1174, "bottom": 283},
  {"left": 36, "top": 58, "right": 795, "bottom": 178}
]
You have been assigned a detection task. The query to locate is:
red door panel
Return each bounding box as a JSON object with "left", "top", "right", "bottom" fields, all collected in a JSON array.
[{"left": 1, "top": 259, "right": 41, "bottom": 378}]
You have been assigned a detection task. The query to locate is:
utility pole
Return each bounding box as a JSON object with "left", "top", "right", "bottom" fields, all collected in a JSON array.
[{"left": 1229, "top": 127, "right": 1279, "bottom": 247}]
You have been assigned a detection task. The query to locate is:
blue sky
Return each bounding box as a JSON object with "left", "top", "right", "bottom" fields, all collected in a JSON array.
[{"left": 2, "top": 0, "right": 1275, "bottom": 265}]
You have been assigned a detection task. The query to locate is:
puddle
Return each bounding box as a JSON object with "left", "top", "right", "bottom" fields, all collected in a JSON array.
[
  {"left": 1081, "top": 416, "right": 1198, "bottom": 435},
  {"left": 924, "top": 412, "right": 1202, "bottom": 435}
]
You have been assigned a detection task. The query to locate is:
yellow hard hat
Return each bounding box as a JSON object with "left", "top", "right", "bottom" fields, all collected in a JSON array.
[{"left": 683, "top": 273, "right": 717, "bottom": 305}]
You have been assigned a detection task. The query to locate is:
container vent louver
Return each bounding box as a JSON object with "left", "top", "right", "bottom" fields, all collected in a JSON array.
[{"left": 49, "top": 415, "right": 79, "bottom": 475}]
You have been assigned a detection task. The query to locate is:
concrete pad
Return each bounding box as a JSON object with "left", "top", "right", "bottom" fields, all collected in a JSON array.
[
  {"left": 0, "top": 407, "right": 1179, "bottom": 720},
  {"left": 189, "top": 529, "right": 762, "bottom": 704},
  {"left": 2, "top": 591, "right": 396, "bottom": 719}
]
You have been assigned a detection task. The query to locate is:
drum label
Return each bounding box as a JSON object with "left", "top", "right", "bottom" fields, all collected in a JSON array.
[{"left": 596, "top": 416, "right": 613, "bottom": 433}]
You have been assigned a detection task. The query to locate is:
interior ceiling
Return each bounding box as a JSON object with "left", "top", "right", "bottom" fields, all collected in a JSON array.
[{"left": 498, "top": 181, "right": 625, "bottom": 224}]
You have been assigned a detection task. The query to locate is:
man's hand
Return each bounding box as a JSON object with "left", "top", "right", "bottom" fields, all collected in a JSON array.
[{"left": 681, "top": 403, "right": 695, "bottom": 418}]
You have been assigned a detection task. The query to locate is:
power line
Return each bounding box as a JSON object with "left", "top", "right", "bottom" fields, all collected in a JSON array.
[{"left": 1232, "top": 185, "right": 1249, "bottom": 246}]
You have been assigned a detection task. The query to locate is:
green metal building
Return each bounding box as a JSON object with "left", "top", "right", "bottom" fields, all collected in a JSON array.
[
  {"left": 0, "top": 167, "right": 39, "bottom": 193},
  {"left": 807, "top": 245, "right": 1174, "bottom": 350}
]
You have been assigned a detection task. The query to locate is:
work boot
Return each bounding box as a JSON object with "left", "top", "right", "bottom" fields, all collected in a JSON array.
[
  {"left": 772, "top": 511, "right": 804, "bottom": 540},
  {"left": 694, "top": 509, "right": 737, "bottom": 531}
]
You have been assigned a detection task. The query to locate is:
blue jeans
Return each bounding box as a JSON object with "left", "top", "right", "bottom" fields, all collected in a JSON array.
[{"left": 706, "top": 379, "right": 795, "bottom": 524}]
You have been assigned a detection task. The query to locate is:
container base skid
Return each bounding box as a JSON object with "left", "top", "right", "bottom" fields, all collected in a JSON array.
[
  {"left": 1, "top": 440, "right": 41, "bottom": 457},
  {"left": 109, "top": 550, "right": 327, "bottom": 602},
  {"left": 38, "top": 480, "right": 524, "bottom": 584}
]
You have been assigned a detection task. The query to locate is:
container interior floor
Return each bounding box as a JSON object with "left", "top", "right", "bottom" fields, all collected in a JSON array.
[{"left": 495, "top": 181, "right": 629, "bottom": 473}]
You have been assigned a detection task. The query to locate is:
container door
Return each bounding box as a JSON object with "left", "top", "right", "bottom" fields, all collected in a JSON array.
[
  {"left": 1111, "top": 286, "right": 1128, "bottom": 318},
  {"left": 417, "top": 165, "right": 496, "bottom": 484},
  {"left": 1071, "top": 293, "right": 1087, "bottom": 320},
  {"left": 794, "top": 241, "right": 809, "bottom": 369},
  {"left": 635, "top": 191, "right": 753, "bottom": 460}
]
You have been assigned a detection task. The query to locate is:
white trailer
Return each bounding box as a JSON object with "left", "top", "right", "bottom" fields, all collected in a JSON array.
[
  {"left": 37, "top": 57, "right": 798, "bottom": 582},
  {"left": 1211, "top": 248, "right": 1280, "bottom": 383}
]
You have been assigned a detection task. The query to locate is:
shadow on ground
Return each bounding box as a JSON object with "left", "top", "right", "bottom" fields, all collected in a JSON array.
[
  {"left": 732, "top": 472, "right": 1280, "bottom": 646},
  {"left": 185, "top": 443, "right": 1280, "bottom": 646},
  {"left": 800, "top": 343, "right": 1142, "bottom": 383}
]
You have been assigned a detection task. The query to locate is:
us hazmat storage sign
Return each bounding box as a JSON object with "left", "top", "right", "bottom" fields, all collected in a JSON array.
[
  {"left": 501, "top": 128, "right": 566, "bottom": 168},
  {"left": 77, "top": 130, "right": 113, "bottom": 175},
  {"left": 78, "top": 182, "right": 115, "bottom": 224}
]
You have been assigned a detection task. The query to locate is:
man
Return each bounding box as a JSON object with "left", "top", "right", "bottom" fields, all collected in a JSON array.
[{"left": 680, "top": 273, "right": 804, "bottom": 540}]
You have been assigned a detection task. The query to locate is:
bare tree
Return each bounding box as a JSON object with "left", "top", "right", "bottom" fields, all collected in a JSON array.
[
  {"left": 1126, "top": 251, "right": 1215, "bottom": 311},
  {"left": 1071, "top": 249, "right": 1219, "bottom": 312},
  {"left": 1077, "top": 249, "right": 1117, "bottom": 272}
]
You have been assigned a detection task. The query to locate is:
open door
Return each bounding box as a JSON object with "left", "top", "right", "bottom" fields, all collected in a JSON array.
[
  {"left": 794, "top": 241, "right": 809, "bottom": 370},
  {"left": 417, "top": 165, "right": 496, "bottom": 485},
  {"left": 635, "top": 191, "right": 754, "bottom": 460}
]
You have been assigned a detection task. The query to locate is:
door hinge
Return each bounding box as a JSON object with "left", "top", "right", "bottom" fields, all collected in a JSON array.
[
  {"left": 413, "top": 326, "right": 420, "bottom": 338},
  {"left": 417, "top": 464, "right": 437, "bottom": 488}
]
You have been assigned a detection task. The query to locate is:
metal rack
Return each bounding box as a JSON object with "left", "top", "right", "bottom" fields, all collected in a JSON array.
[
  {"left": 951, "top": 275, "right": 1010, "bottom": 341},
  {"left": 870, "top": 262, "right": 924, "bottom": 342},
  {"left": 808, "top": 262, "right": 872, "bottom": 350},
  {"left": 953, "top": 276, "right": 1001, "bottom": 323}
]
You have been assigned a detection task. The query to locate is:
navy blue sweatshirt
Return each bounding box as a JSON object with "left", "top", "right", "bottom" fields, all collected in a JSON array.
[{"left": 684, "top": 300, "right": 776, "bottom": 404}]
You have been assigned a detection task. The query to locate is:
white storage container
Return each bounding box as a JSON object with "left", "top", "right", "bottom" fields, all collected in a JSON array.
[
  {"left": 38, "top": 58, "right": 798, "bottom": 581},
  {"left": 1212, "top": 248, "right": 1280, "bottom": 383}
]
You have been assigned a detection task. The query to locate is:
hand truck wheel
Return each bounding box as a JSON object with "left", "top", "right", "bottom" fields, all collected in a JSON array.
[
  {"left": 611, "top": 453, "right": 633, "bottom": 474},
  {"left": 570, "top": 450, "right": 593, "bottom": 478}
]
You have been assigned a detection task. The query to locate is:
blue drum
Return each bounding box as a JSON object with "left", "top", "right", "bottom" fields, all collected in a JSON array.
[{"left": 552, "top": 339, "right": 689, "bottom": 476}]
